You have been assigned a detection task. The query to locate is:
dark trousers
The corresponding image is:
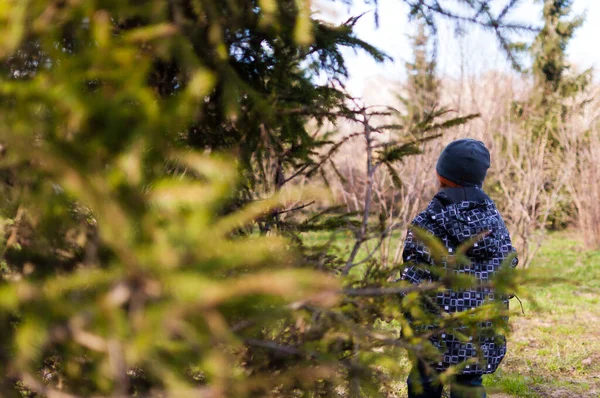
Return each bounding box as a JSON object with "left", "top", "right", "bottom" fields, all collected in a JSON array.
[{"left": 407, "top": 364, "right": 487, "bottom": 398}]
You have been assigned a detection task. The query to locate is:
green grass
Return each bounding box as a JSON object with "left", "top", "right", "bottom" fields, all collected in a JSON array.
[
  {"left": 487, "top": 232, "right": 600, "bottom": 397},
  {"left": 484, "top": 372, "right": 540, "bottom": 397},
  {"left": 303, "top": 230, "right": 600, "bottom": 397},
  {"left": 301, "top": 229, "right": 405, "bottom": 275}
]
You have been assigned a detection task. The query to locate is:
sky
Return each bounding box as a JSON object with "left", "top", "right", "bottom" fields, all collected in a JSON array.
[{"left": 314, "top": 0, "right": 600, "bottom": 96}]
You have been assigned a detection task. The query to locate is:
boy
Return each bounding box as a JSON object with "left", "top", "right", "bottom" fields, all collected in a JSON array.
[{"left": 401, "top": 138, "right": 518, "bottom": 398}]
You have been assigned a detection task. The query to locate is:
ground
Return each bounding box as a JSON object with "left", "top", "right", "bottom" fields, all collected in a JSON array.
[{"left": 484, "top": 232, "right": 600, "bottom": 397}]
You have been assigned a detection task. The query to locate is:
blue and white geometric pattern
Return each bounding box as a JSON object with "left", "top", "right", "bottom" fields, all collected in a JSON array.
[{"left": 401, "top": 187, "right": 518, "bottom": 375}]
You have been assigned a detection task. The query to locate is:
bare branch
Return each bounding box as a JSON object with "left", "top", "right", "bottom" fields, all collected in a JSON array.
[
  {"left": 274, "top": 201, "right": 316, "bottom": 216},
  {"left": 343, "top": 282, "right": 442, "bottom": 297}
]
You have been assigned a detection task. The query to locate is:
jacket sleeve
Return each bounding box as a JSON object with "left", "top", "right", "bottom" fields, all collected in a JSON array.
[
  {"left": 501, "top": 220, "right": 519, "bottom": 268},
  {"left": 509, "top": 245, "right": 519, "bottom": 268},
  {"left": 502, "top": 226, "right": 518, "bottom": 301},
  {"left": 400, "top": 225, "right": 435, "bottom": 285}
]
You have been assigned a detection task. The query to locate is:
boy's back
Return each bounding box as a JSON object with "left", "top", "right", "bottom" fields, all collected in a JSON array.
[
  {"left": 402, "top": 186, "right": 517, "bottom": 374},
  {"left": 400, "top": 138, "right": 517, "bottom": 398}
]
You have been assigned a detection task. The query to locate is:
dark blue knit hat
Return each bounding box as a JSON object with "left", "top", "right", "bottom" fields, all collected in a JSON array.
[{"left": 436, "top": 138, "right": 490, "bottom": 187}]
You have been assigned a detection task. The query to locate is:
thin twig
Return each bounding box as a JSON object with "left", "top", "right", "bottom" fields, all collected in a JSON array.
[
  {"left": 343, "top": 109, "right": 376, "bottom": 275},
  {"left": 343, "top": 282, "right": 442, "bottom": 297},
  {"left": 274, "top": 201, "right": 316, "bottom": 216}
]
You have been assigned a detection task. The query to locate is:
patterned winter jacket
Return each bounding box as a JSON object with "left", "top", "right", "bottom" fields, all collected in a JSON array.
[{"left": 401, "top": 187, "right": 518, "bottom": 375}]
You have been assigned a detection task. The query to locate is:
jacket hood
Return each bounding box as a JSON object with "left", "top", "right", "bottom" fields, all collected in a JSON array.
[
  {"left": 432, "top": 187, "right": 490, "bottom": 209},
  {"left": 427, "top": 187, "right": 503, "bottom": 258}
]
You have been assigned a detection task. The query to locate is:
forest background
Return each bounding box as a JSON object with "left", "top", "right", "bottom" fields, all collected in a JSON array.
[{"left": 0, "top": 0, "right": 598, "bottom": 397}]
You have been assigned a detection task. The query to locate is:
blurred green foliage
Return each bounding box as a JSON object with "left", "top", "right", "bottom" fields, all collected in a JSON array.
[
  {"left": 0, "top": 1, "right": 347, "bottom": 396},
  {"left": 0, "top": 1, "right": 527, "bottom": 397}
]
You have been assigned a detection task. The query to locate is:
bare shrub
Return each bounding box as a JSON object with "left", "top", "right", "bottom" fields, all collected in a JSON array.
[
  {"left": 559, "top": 89, "right": 600, "bottom": 248},
  {"left": 571, "top": 131, "right": 600, "bottom": 248},
  {"left": 491, "top": 119, "right": 573, "bottom": 266},
  {"left": 325, "top": 70, "right": 584, "bottom": 267}
]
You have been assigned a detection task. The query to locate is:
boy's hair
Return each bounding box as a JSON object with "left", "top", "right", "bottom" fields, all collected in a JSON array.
[{"left": 437, "top": 173, "right": 461, "bottom": 188}]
